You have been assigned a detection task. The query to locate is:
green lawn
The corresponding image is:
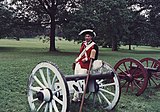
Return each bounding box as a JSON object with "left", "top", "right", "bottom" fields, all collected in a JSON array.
[{"left": 0, "top": 38, "right": 160, "bottom": 112}]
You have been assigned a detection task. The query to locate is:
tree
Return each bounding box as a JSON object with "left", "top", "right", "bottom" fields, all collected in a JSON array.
[
  {"left": 0, "top": 0, "right": 46, "bottom": 40},
  {"left": 12, "top": 0, "right": 80, "bottom": 51},
  {"left": 148, "top": 0, "right": 160, "bottom": 47},
  {"left": 122, "top": 10, "right": 151, "bottom": 50},
  {"left": 0, "top": 0, "right": 13, "bottom": 38},
  {"left": 63, "top": 0, "right": 160, "bottom": 49},
  {"left": 126, "top": 0, "right": 160, "bottom": 48},
  {"left": 62, "top": 0, "right": 131, "bottom": 51}
]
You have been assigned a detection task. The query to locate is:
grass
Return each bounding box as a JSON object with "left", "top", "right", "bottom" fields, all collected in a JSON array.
[{"left": 0, "top": 38, "right": 160, "bottom": 112}]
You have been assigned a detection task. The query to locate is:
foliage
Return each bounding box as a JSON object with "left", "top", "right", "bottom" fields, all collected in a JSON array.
[
  {"left": 62, "top": 0, "right": 160, "bottom": 50},
  {"left": 62, "top": 0, "right": 132, "bottom": 51},
  {"left": 1, "top": 0, "right": 160, "bottom": 49},
  {"left": 0, "top": 0, "right": 46, "bottom": 39},
  {"left": 11, "top": 0, "right": 81, "bottom": 51},
  {"left": 126, "top": 0, "right": 160, "bottom": 47},
  {"left": 147, "top": 0, "right": 160, "bottom": 47},
  {"left": 0, "top": 1, "right": 13, "bottom": 38}
]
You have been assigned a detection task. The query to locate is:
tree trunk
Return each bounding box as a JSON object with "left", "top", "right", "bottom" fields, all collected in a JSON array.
[
  {"left": 128, "top": 37, "right": 131, "bottom": 50},
  {"left": 16, "top": 37, "right": 20, "bottom": 41},
  {"left": 129, "top": 44, "right": 131, "bottom": 50},
  {"left": 112, "top": 37, "right": 118, "bottom": 51},
  {"left": 49, "top": 13, "right": 56, "bottom": 51}
]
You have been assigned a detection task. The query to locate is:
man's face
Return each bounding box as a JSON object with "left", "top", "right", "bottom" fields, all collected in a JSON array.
[{"left": 85, "top": 34, "right": 92, "bottom": 42}]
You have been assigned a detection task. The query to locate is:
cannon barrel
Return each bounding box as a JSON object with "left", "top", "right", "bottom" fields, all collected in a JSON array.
[{"left": 65, "top": 72, "right": 114, "bottom": 81}]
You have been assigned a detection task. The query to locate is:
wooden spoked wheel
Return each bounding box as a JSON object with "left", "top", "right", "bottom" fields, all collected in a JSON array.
[
  {"left": 114, "top": 58, "right": 148, "bottom": 96},
  {"left": 85, "top": 61, "right": 121, "bottom": 110},
  {"left": 140, "top": 58, "right": 160, "bottom": 87},
  {"left": 28, "top": 61, "right": 69, "bottom": 112}
]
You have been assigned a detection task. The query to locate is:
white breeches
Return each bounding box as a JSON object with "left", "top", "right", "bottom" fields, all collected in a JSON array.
[
  {"left": 72, "top": 63, "right": 87, "bottom": 100},
  {"left": 74, "top": 62, "right": 87, "bottom": 75}
]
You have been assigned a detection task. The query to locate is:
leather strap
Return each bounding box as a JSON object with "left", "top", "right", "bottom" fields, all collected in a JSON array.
[{"left": 75, "top": 42, "right": 95, "bottom": 62}]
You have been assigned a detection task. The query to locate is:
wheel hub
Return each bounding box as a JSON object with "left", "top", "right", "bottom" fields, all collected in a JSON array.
[
  {"left": 95, "top": 82, "right": 99, "bottom": 92},
  {"left": 126, "top": 74, "right": 133, "bottom": 82},
  {"left": 37, "top": 88, "right": 53, "bottom": 102}
]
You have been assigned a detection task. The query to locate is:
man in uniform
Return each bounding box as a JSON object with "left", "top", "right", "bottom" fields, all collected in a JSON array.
[{"left": 72, "top": 29, "right": 99, "bottom": 102}]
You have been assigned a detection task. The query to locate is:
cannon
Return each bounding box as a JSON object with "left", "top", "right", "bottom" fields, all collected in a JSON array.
[
  {"left": 114, "top": 57, "right": 160, "bottom": 96},
  {"left": 27, "top": 60, "right": 121, "bottom": 112}
]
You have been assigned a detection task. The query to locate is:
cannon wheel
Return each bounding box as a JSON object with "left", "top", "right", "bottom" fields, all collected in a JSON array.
[
  {"left": 114, "top": 58, "right": 148, "bottom": 96},
  {"left": 28, "top": 61, "right": 69, "bottom": 112},
  {"left": 140, "top": 58, "right": 160, "bottom": 86},
  {"left": 85, "top": 61, "right": 121, "bottom": 110}
]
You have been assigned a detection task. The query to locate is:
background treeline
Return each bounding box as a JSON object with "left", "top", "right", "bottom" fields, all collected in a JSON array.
[{"left": 0, "top": 0, "right": 160, "bottom": 51}]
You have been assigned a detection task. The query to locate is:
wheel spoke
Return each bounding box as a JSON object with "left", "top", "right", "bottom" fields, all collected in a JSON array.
[
  {"left": 99, "top": 88, "right": 115, "bottom": 96},
  {"left": 130, "top": 62, "right": 133, "bottom": 69},
  {"left": 99, "top": 91, "right": 111, "bottom": 106},
  {"left": 118, "top": 74, "right": 126, "bottom": 78},
  {"left": 52, "top": 88, "right": 62, "bottom": 95},
  {"left": 97, "top": 93, "right": 102, "bottom": 104},
  {"left": 151, "top": 61, "right": 155, "bottom": 68},
  {"left": 130, "top": 82, "right": 134, "bottom": 92},
  {"left": 131, "top": 66, "right": 139, "bottom": 77},
  {"left": 99, "top": 82, "right": 115, "bottom": 87},
  {"left": 152, "top": 73, "right": 160, "bottom": 80},
  {"left": 30, "top": 86, "right": 41, "bottom": 92},
  {"left": 49, "top": 102, "right": 53, "bottom": 112},
  {"left": 39, "top": 69, "right": 48, "bottom": 87},
  {"left": 150, "top": 77, "right": 158, "bottom": 86},
  {"left": 97, "top": 80, "right": 104, "bottom": 84},
  {"left": 33, "top": 76, "right": 46, "bottom": 89},
  {"left": 85, "top": 92, "right": 92, "bottom": 100},
  {"left": 47, "top": 68, "right": 52, "bottom": 89},
  {"left": 148, "top": 79, "right": 151, "bottom": 86},
  {"left": 126, "top": 82, "right": 130, "bottom": 92},
  {"left": 53, "top": 95, "right": 63, "bottom": 105},
  {"left": 37, "top": 101, "right": 45, "bottom": 112},
  {"left": 121, "top": 81, "right": 127, "bottom": 88},
  {"left": 93, "top": 93, "right": 96, "bottom": 105},
  {"left": 123, "top": 62, "right": 129, "bottom": 74},
  {"left": 32, "top": 98, "right": 38, "bottom": 103},
  {"left": 52, "top": 75, "right": 57, "bottom": 89},
  {"left": 44, "top": 103, "right": 49, "bottom": 112},
  {"left": 117, "top": 67, "right": 128, "bottom": 76},
  {"left": 153, "top": 63, "right": 158, "bottom": 68},
  {"left": 135, "top": 78, "right": 144, "bottom": 83},
  {"left": 52, "top": 100, "right": 59, "bottom": 112},
  {"left": 133, "top": 80, "right": 141, "bottom": 89},
  {"left": 146, "top": 60, "right": 148, "bottom": 67}
]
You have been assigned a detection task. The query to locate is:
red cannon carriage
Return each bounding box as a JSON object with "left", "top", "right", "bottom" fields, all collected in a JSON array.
[{"left": 114, "top": 58, "right": 160, "bottom": 96}]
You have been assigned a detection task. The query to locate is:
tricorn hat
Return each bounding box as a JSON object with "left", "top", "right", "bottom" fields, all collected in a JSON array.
[{"left": 79, "top": 29, "right": 96, "bottom": 37}]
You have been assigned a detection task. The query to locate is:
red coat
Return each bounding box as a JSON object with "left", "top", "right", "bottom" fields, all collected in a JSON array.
[{"left": 76, "top": 41, "right": 95, "bottom": 70}]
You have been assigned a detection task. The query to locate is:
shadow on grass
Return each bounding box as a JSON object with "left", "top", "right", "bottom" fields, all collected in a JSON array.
[
  {"left": 0, "top": 47, "right": 17, "bottom": 52},
  {"left": 118, "top": 49, "right": 160, "bottom": 54},
  {"left": 48, "top": 50, "right": 78, "bottom": 56},
  {"left": 1, "top": 46, "right": 160, "bottom": 57},
  {"left": 0, "top": 46, "right": 121, "bottom": 57},
  {"left": 69, "top": 102, "right": 115, "bottom": 112}
]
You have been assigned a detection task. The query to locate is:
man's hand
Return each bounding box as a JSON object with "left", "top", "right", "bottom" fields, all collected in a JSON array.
[{"left": 82, "top": 58, "right": 87, "bottom": 63}]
